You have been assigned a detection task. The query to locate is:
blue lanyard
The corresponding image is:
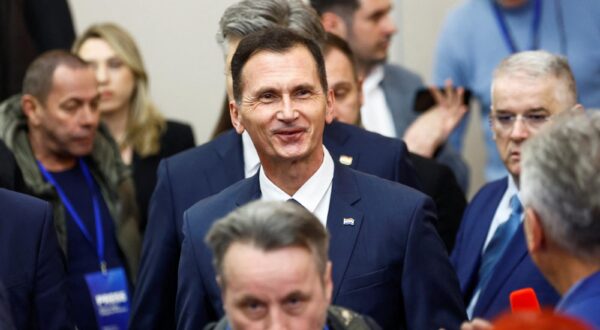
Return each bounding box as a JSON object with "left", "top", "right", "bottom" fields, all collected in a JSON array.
[
  {"left": 37, "top": 158, "right": 107, "bottom": 274},
  {"left": 492, "top": 0, "right": 542, "bottom": 54}
]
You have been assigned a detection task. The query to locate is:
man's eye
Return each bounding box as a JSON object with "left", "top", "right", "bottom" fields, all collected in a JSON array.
[
  {"left": 243, "top": 300, "right": 266, "bottom": 318},
  {"left": 295, "top": 89, "right": 313, "bottom": 98},
  {"left": 334, "top": 88, "right": 349, "bottom": 100},
  {"left": 525, "top": 114, "right": 549, "bottom": 123},
  {"left": 259, "top": 93, "right": 277, "bottom": 103},
  {"left": 495, "top": 114, "right": 515, "bottom": 123}
]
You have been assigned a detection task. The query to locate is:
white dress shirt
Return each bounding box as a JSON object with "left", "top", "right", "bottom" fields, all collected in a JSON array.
[
  {"left": 360, "top": 64, "right": 397, "bottom": 138},
  {"left": 259, "top": 146, "right": 334, "bottom": 227},
  {"left": 242, "top": 131, "right": 261, "bottom": 178},
  {"left": 467, "top": 175, "right": 523, "bottom": 318}
]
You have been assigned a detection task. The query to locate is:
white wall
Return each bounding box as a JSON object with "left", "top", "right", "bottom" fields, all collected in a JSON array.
[{"left": 69, "top": 0, "right": 485, "bottom": 195}]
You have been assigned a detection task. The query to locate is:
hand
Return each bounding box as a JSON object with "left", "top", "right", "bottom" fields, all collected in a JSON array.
[
  {"left": 403, "top": 79, "right": 468, "bottom": 158},
  {"left": 460, "top": 318, "right": 494, "bottom": 330}
]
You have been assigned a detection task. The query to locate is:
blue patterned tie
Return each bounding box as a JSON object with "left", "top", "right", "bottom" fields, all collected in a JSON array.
[{"left": 476, "top": 195, "right": 523, "bottom": 294}]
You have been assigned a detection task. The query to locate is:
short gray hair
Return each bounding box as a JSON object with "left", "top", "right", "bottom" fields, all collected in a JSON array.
[
  {"left": 521, "top": 111, "right": 600, "bottom": 262},
  {"left": 205, "top": 200, "right": 329, "bottom": 286},
  {"left": 217, "top": 0, "right": 326, "bottom": 52},
  {"left": 491, "top": 50, "right": 578, "bottom": 107}
]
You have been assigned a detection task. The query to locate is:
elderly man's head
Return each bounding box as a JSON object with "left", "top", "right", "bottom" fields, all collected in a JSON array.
[
  {"left": 206, "top": 200, "right": 332, "bottom": 330},
  {"left": 490, "top": 50, "right": 579, "bottom": 183},
  {"left": 521, "top": 112, "right": 600, "bottom": 283},
  {"left": 21, "top": 51, "right": 100, "bottom": 168},
  {"left": 218, "top": 0, "right": 325, "bottom": 101}
]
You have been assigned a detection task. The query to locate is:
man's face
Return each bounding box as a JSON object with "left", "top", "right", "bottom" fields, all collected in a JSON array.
[
  {"left": 230, "top": 46, "right": 334, "bottom": 167},
  {"left": 33, "top": 66, "right": 100, "bottom": 159},
  {"left": 325, "top": 48, "right": 362, "bottom": 125},
  {"left": 491, "top": 74, "right": 568, "bottom": 179},
  {"left": 221, "top": 243, "right": 332, "bottom": 330},
  {"left": 347, "top": 0, "right": 396, "bottom": 69}
]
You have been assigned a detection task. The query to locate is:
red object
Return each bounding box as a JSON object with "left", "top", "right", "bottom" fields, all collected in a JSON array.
[{"left": 510, "top": 288, "right": 541, "bottom": 313}]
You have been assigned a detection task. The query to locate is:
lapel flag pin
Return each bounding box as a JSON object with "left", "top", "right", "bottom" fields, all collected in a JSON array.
[
  {"left": 343, "top": 218, "right": 355, "bottom": 226},
  {"left": 339, "top": 155, "right": 353, "bottom": 166}
]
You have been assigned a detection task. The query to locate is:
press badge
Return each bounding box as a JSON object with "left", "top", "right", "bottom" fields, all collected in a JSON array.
[{"left": 85, "top": 267, "right": 130, "bottom": 330}]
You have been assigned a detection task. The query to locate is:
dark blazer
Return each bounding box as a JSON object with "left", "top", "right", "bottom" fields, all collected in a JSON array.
[
  {"left": 556, "top": 271, "right": 600, "bottom": 329},
  {"left": 0, "top": 188, "right": 72, "bottom": 329},
  {"left": 177, "top": 165, "right": 466, "bottom": 329},
  {"left": 451, "top": 178, "right": 560, "bottom": 319},
  {"left": 130, "top": 121, "right": 421, "bottom": 329},
  {"left": 408, "top": 153, "right": 466, "bottom": 251},
  {"left": 132, "top": 120, "right": 195, "bottom": 230}
]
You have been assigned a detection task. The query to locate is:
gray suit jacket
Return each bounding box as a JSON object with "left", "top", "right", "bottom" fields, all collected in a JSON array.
[{"left": 381, "top": 64, "right": 469, "bottom": 190}]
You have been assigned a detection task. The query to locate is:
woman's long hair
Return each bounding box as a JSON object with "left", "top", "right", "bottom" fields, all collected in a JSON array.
[{"left": 73, "top": 23, "right": 165, "bottom": 157}]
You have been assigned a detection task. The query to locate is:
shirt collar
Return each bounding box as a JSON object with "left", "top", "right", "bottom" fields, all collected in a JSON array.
[
  {"left": 242, "top": 131, "right": 261, "bottom": 178},
  {"left": 362, "top": 64, "right": 385, "bottom": 92},
  {"left": 259, "top": 146, "right": 334, "bottom": 213}
]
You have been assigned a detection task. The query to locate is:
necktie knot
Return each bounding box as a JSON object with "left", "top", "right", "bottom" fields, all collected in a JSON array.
[{"left": 510, "top": 195, "right": 523, "bottom": 215}]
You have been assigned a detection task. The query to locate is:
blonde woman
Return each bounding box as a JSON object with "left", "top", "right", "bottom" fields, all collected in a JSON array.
[{"left": 73, "top": 23, "right": 195, "bottom": 229}]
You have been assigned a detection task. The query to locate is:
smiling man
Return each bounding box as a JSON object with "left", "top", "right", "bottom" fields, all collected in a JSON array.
[
  {"left": 175, "top": 28, "right": 465, "bottom": 330},
  {"left": 450, "top": 51, "right": 579, "bottom": 320},
  {"left": 0, "top": 50, "right": 141, "bottom": 329}
]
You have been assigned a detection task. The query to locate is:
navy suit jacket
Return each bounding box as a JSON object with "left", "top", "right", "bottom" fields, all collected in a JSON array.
[
  {"left": 451, "top": 178, "right": 560, "bottom": 319},
  {"left": 130, "top": 121, "right": 421, "bottom": 329},
  {"left": 177, "top": 164, "right": 466, "bottom": 330},
  {"left": 0, "top": 189, "right": 72, "bottom": 329}
]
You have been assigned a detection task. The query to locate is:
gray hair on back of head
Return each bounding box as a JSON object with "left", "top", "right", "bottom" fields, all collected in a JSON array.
[
  {"left": 205, "top": 200, "right": 329, "bottom": 287},
  {"left": 216, "top": 0, "right": 326, "bottom": 52},
  {"left": 491, "top": 50, "right": 578, "bottom": 107},
  {"left": 521, "top": 111, "right": 600, "bottom": 262}
]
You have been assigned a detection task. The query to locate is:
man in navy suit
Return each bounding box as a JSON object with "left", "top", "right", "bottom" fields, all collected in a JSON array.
[
  {"left": 176, "top": 27, "right": 465, "bottom": 330},
  {"left": 0, "top": 188, "right": 72, "bottom": 329},
  {"left": 451, "top": 51, "right": 580, "bottom": 320},
  {"left": 130, "top": 1, "right": 425, "bottom": 328},
  {"left": 520, "top": 112, "right": 600, "bottom": 329}
]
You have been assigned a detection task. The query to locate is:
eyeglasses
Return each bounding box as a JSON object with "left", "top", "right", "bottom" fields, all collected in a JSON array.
[{"left": 491, "top": 112, "right": 552, "bottom": 132}]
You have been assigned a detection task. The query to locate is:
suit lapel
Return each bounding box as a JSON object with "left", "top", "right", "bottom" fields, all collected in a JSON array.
[
  {"left": 235, "top": 173, "right": 261, "bottom": 207},
  {"left": 207, "top": 130, "right": 245, "bottom": 191},
  {"left": 323, "top": 122, "right": 361, "bottom": 171},
  {"left": 326, "top": 165, "right": 364, "bottom": 301},
  {"left": 474, "top": 225, "right": 529, "bottom": 316},
  {"left": 460, "top": 179, "right": 507, "bottom": 298}
]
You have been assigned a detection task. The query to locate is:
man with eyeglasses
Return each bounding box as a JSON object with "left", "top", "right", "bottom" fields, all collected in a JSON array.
[{"left": 450, "top": 50, "right": 582, "bottom": 320}]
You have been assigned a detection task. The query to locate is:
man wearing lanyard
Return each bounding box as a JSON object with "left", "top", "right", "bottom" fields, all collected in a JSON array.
[
  {"left": 435, "top": 0, "right": 600, "bottom": 182},
  {"left": 203, "top": 200, "right": 381, "bottom": 330},
  {"left": 0, "top": 50, "right": 141, "bottom": 329}
]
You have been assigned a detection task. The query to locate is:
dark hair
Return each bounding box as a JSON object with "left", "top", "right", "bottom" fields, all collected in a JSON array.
[
  {"left": 231, "top": 27, "right": 328, "bottom": 105},
  {"left": 310, "top": 0, "right": 359, "bottom": 16},
  {"left": 323, "top": 32, "right": 359, "bottom": 80},
  {"left": 22, "top": 50, "right": 88, "bottom": 105},
  {"left": 206, "top": 200, "right": 329, "bottom": 287}
]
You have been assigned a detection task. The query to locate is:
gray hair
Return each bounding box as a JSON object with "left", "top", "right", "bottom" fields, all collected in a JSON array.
[
  {"left": 217, "top": 0, "right": 326, "bottom": 52},
  {"left": 521, "top": 111, "right": 600, "bottom": 262},
  {"left": 205, "top": 200, "right": 329, "bottom": 286},
  {"left": 491, "top": 50, "right": 578, "bottom": 107}
]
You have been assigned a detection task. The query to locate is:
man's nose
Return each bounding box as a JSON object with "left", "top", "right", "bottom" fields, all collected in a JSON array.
[
  {"left": 382, "top": 14, "right": 397, "bottom": 36},
  {"left": 510, "top": 116, "right": 530, "bottom": 140},
  {"left": 278, "top": 95, "right": 298, "bottom": 121}
]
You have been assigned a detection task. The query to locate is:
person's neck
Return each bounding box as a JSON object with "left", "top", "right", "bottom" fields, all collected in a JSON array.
[
  {"left": 102, "top": 107, "right": 129, "bottom": 146},
  {"left": 543, "top": 250, "right": 600, "bottom": 296},
  {"left": 261, "top": 149, "right": 324, "bottom": 196},
  {"left": 358, "top": 61, "right": 378, "bottom": 80},
  {"left": 29, "top": 131, "right": 77, "bottom": 172}
]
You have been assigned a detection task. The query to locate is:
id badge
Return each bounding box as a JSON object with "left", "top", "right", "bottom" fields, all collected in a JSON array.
[{"left": 84, "top": 267, "right": 130, "bottom": 330}]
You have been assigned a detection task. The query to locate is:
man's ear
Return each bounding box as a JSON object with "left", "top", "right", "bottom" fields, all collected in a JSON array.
[
  {"left": 229, "top": 100, "right": 245, "bottom": 134},
  {"left": 321, "top": 12, "right": 348, "bottom": 39},
  {"left": 21, "top": 94, "right": 43, "bottom": 126},
  {"left": 524, "top": 207, "right": 545, "bottom": 254},
  {"left": 325, "top": 88, "right": 335, "bottom": 124}
]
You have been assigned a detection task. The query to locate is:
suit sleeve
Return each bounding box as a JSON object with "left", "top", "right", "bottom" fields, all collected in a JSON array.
[
  {"left": 176, "top": 211, "right": 213, "bottom": 329},
  {"left": 401, "top": 197, "right": 467, "bottom": 329},
  {"left": 129, "top": 160, "right": 180, "bottom": 329},
  {"left": 394, "top": 140, "right": 423, "bottom": 191},
  {"left": 34, "top": 201, "right": 73, "bottom": 329}
]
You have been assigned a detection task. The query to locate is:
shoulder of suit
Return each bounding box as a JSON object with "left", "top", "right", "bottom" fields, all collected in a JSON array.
[
  {"left": 162, "top": 129, "right": 238, "bottom": 170},
  {"left": 383, "top": 64, "right": 424, "bottom": 85}
]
